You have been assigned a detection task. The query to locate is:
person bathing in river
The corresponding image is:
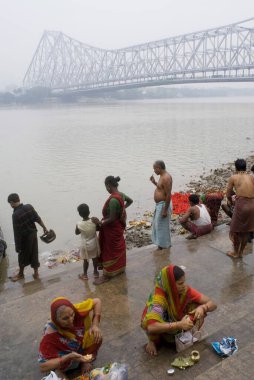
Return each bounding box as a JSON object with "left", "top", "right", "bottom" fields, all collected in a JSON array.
[
  {"left": 141, "top": 265, "right": 217, "bottom": 356},
  {"left": 226, "top": 159, "right": 254, "bottom": 258},
  {"left": 76, "top": 204, "right": 100, "bottom": 281},
  {"left": 150, "top": 160, "right": 172, "bottom": 249},
  {"left": 179, "top": 194, "right": 213, "bottom": 239}
]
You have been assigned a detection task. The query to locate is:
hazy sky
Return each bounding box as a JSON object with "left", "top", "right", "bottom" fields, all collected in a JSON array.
[{"left": 0, "top": 0, "right": 254, "bottom": 89}]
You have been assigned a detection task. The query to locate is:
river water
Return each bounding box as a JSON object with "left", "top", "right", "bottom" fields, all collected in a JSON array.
[{"left": 0, "top": 98, "right": 254, "bottom": 268}]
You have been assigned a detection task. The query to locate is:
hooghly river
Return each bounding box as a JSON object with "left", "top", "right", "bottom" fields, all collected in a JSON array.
[{"left": 0, "top": 98, "right": 254, "bottom": 268}]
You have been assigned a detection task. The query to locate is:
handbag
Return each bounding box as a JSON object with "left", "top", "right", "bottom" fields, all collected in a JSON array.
[{"left": 175, "top": 325, "right": 207, "bottom": 353}]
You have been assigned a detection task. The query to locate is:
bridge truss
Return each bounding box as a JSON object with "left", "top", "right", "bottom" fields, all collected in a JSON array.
[{"left": 23, "top": 18, "right": 254, "bottom": 94}]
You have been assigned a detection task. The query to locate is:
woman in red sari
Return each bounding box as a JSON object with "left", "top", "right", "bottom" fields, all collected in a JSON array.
[
  {"left": 141, "top": 265, "right": 217, "bottom": 356},
  {"left": 92, "top": 176, "right": 133, "bottom": 285},
  {"left": 39, "top": 297, "right": 102, "bottom": 378}
]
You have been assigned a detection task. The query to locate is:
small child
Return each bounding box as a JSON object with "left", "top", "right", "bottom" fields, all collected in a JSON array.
[{"left": 76, "top": 203, "right": 100, "bottom": 280}]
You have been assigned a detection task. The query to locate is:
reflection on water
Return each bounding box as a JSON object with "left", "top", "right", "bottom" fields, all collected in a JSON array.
[{"left": 0, "top": 99, "right": 254, "bottom": 269}]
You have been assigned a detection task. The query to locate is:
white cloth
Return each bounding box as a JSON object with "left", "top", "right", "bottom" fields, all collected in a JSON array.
[
  {"left": 193, "top": 204, "right": 211, "bottom": 226},
  {"left": 77, "top": 219, "right": 100, "bottom": 260},
  {"left": 41, "top": 371, "right": 62, "bottom": 380}
]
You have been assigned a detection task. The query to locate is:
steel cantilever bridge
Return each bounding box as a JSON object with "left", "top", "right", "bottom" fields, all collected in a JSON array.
[{"left": 23, "top": 18, "right": 254, "bottom": 95}]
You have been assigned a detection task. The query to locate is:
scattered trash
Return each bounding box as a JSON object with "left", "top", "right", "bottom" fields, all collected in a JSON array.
[
  {"left": 44, "top": 249, "right": 81, "bottom": 268},
  {"left": 211, "top": 336, "right": 238, "bottom": 357},
  {"left": 127, "top": 220, "right": 151, "bottom": 228},
  {"left": 90, "top": 362, "right": 128, "bottom": 379}
]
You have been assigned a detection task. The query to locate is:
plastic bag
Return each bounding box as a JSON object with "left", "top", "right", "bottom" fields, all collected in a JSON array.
[
  {"left": 108, "top": 363, "right": 128, "bottom": 380},
  {"left": 90, "top": 362, "right": 128, "bottom": 380},
  {"left": 175, "top": 326, "right": 207, "bottom": 352},
  {"left": 41, "top": 371, "right": 63, "bottom": 380},
  {"left": 211, "top": 336, "right": 238, "bottom": 357}
]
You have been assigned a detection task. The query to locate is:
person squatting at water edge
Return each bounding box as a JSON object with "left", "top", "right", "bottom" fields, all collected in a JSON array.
[
  {"left": 141, "top": 265, "right": 217, "bottom": 356},
  {"left": 7, "top": 193, "right": 48, "bottom": 282},
  {"left": 199, "top": 191, "right": 224, "bottom": 227},
  {"left": 226, "top": 158, "right": 254, "bottom": 259},
  {"left": 75, "top": 203, "right": 100, "bottom": 281},
  {"left": 92, "top": 176, "right": 133, "bottom": 285},
  {"left": 150, "top": 160, "right": 172, "bottom": 250},
  {"left": 179, "top": 194, "right": 213, "bottom": 239},
  {"left": 38, "top": 297, "right": 102, "bottom": 378}
]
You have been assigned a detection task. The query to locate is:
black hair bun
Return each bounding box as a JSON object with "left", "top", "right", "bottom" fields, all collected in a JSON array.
[{"left": 115, "top": 176, "right": 121, "bottom": 182}]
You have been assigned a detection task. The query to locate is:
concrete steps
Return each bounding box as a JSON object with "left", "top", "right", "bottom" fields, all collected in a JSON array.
[{"left": 0, "top": 224, "right": 253, "bottom": 379}]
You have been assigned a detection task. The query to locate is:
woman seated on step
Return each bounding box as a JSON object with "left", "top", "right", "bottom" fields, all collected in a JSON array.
[
  {"left": 38, "top": 297, "right": 103, "bottom": 378},
  {"left": 141, "top": 265, "right": 217, "bottom": 356}
]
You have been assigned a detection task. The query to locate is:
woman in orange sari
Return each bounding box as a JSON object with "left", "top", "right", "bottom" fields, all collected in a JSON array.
[
  {"left": 92, "top": 176, "right": 133, "bottom": 285},
  {"left": 39, "top": 297, "right": 102, "bottom": 378},
  {"left": 141, "top": 265, "right": 217, "bottom": 356}
]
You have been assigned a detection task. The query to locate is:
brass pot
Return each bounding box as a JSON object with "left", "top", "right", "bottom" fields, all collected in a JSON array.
[{"left": 191, "top": 350, "right": 200, "bottom": 363}]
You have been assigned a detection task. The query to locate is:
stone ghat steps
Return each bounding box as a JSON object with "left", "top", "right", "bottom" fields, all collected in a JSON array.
[
  {"left": 97, "top": 289, "right": 254, "bottom": 380},
  {"left": 0, "top": 224, "right": 254, "bottom": 379}
]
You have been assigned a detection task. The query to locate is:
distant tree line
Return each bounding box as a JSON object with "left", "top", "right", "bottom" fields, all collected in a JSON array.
[
  {"left": 0, "top": 87, "right": 51, "bottom": 105},
  {"left": 1, "top": 85, "right": 254, "bottom": 106}
]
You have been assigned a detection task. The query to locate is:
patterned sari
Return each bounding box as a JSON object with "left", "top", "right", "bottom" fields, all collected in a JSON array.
[
  {"left": 99, "top": 193, "right": 126, "bottom": 277},
  {"left": 39, "top": 297, "right": 101, "bottom": 371},
  {"left": 141, "top": 265, "right": 201, "bottom": 343}
]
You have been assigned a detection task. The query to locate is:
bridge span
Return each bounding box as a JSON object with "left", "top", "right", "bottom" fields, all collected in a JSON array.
[{"left": 23, "top": 18, "right": 254, "bottom": 95}]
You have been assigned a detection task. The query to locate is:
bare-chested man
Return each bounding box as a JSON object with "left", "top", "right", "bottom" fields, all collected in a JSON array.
[
  {"left": 226, "top": 158, "right": 254, "bottom": 259},
  {"left": 150, "top": 160, "right": 172, "bottom": 249}
]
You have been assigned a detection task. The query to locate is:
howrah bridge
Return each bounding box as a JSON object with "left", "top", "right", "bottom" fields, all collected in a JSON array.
[{"left": 23, "top": 18, "right": 254, "bottom": 95}]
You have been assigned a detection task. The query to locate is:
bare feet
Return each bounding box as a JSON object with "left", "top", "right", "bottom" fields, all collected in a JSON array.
[
  {"left": 93, "top": 272, "right": 99, "bottom": 278},
  {"left": 33, "top": 273, "right": 40, "bottom": 280},
  {"left": 186, "top": 234, "right": 197, "bottom": 240},
  {"left": 9, "top": 273, "right": 24, "bottom": 282},
  {"left": 78, "top": 274, "right": 88, "bottom": 280},
  {"left": 145, "top": 341, "right": 158, "bottom": 356},
  {"left": 227, "top": 251, "right": 240, "bottom": 259},
  {"left": 93, "top": 275, "right": 110, "bottom": 285}
]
